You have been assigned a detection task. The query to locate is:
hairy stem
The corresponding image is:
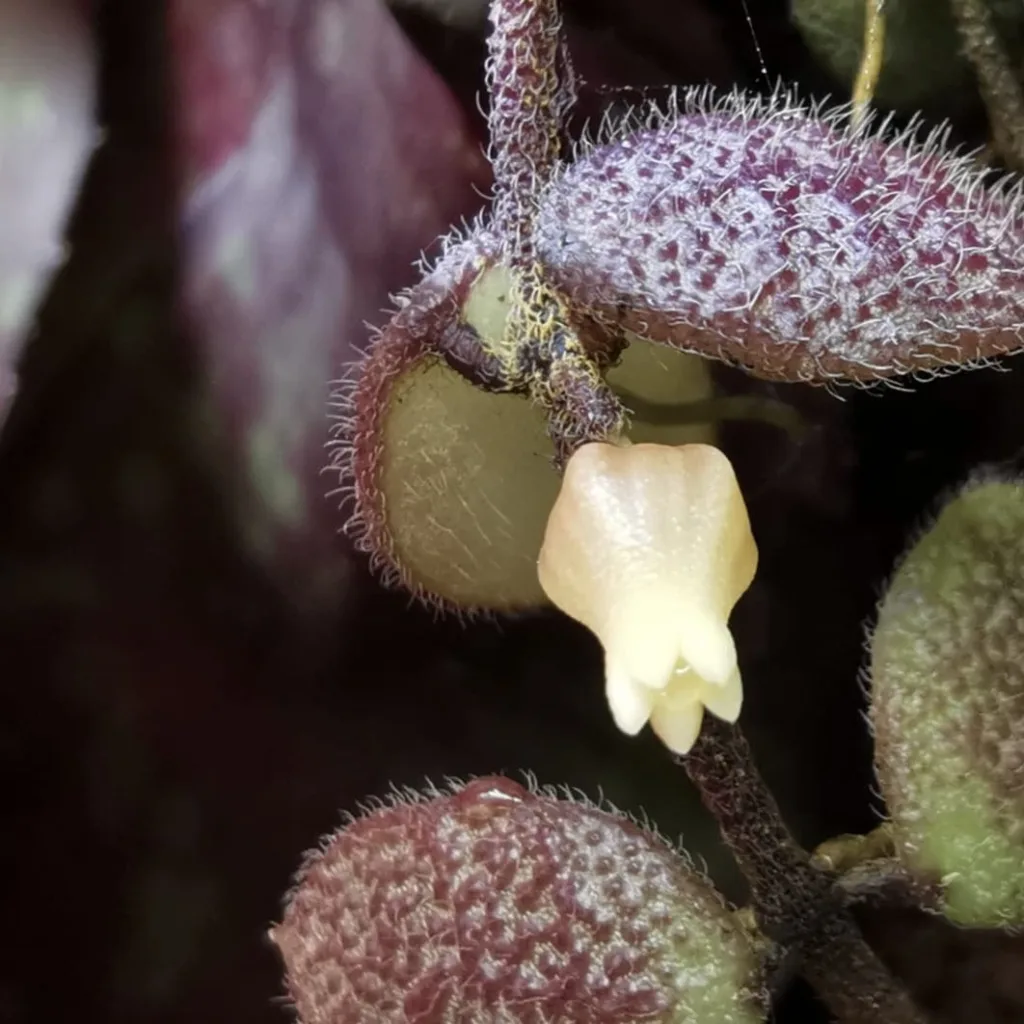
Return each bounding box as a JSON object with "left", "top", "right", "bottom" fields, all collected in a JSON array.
[
  {"left": 500, "top": 263, "right": 626, "bottom": 460},
  {"left": 680, "top": 717, "right": 927, "bottom": 1024},
  {"left": 484, "top": 0, "right": 624, "bottom": 456},
  {"left": 485, "top": 0, "right": 563, "bottom": 263},
  {"left": 950, "top": 0, "right": 1024, "bottom": 171},
  {"left": 679, "top": 717, "right": 835, "bottom": 946},
  {"left": 802, "top": 914, "right": 928, "bottom": 1024}
]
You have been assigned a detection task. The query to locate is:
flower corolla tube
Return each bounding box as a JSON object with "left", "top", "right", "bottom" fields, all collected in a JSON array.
[{"left": 538, "top": 442, "right": 758, "bottom": 754}]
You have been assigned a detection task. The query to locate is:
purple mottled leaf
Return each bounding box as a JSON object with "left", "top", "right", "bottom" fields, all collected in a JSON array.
[
  {"left": 273, "top": 775, "right": 766, "bottom": 1023},
  {"left": 0, "top": 0, "right": 98, "bottom": 423},
  {"left": 169, "top": 0, "right": 489, "bottom": 610}
]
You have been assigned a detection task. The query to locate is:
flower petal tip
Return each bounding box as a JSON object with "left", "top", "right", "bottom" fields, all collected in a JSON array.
[
  {"left": 701, "top": 668, "right": 744, "bottom": 724},
  {"left": 605, "top": 660, "right": 657, "bottom": 735},
  {"left": 650, "top": 699, "right": 706, "bottom": 756}
]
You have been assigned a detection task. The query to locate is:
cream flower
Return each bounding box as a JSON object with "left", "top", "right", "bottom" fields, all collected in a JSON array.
[{"left": 537, "top": 442, "right": 758, "bottom": 755}]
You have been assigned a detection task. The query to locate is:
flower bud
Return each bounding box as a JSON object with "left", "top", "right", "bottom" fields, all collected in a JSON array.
[
  {"left": 271, "top": 776, "right": 767, "bottom": 1023},
  {"left": 870, "top": 478, "right": 1024, "bottom": 927},
  {"left": 538, "top": 443, "right": 757, "bottom": 755}
]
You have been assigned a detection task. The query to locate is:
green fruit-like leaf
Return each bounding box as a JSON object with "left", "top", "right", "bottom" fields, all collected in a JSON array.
[
  {"left": 341, "top": 245, "right": 716, "bottom": 615},
  {"left": 607, "top": 333, "right": 715, "bottom": 447},
  {"left": 380, "top": 354, "right": 560, "bottom": 610},
  {"left": 870, "top": 478, "right": 1024, "bottom": 927}
]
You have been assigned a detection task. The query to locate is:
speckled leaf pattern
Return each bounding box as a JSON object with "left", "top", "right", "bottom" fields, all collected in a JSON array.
[
  {"left": 273, "top": 776, "right": 768, "bottom": 1024},
  {"left": 871, "top": 478, "right": 1024, "bottom": 927}
]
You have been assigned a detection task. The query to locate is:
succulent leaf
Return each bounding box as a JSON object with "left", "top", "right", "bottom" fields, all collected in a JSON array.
[
  {"left": 332, "top": 226, "right": 715, "bottom": 613},
  {"left": 870, "top": 478, "right": 1024, "bottom": 927},
  {"left": 535, "top": 88, "right": 1024, "bottom": 384},
  {"left": 272, "top": 776, "right": 768, "bottom": 1023}
]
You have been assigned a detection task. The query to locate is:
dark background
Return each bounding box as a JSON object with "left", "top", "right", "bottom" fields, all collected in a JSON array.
[{"left": 3, "top": 0, "right": 1024, "bottom": 1022}]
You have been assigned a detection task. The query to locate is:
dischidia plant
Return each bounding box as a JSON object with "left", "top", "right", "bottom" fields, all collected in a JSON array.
[{"left": 272, "top": 0, "right": 1024, "bottom": 1020}]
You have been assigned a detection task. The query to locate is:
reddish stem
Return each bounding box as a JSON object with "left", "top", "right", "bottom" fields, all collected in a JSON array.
[{"left": 485, "top": 0, "right": 563, "bottom": 264}]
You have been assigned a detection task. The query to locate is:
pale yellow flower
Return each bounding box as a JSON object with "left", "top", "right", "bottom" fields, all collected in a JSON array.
[{"left": 537, "top": 442, "right": 758, "bottom": 754}]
